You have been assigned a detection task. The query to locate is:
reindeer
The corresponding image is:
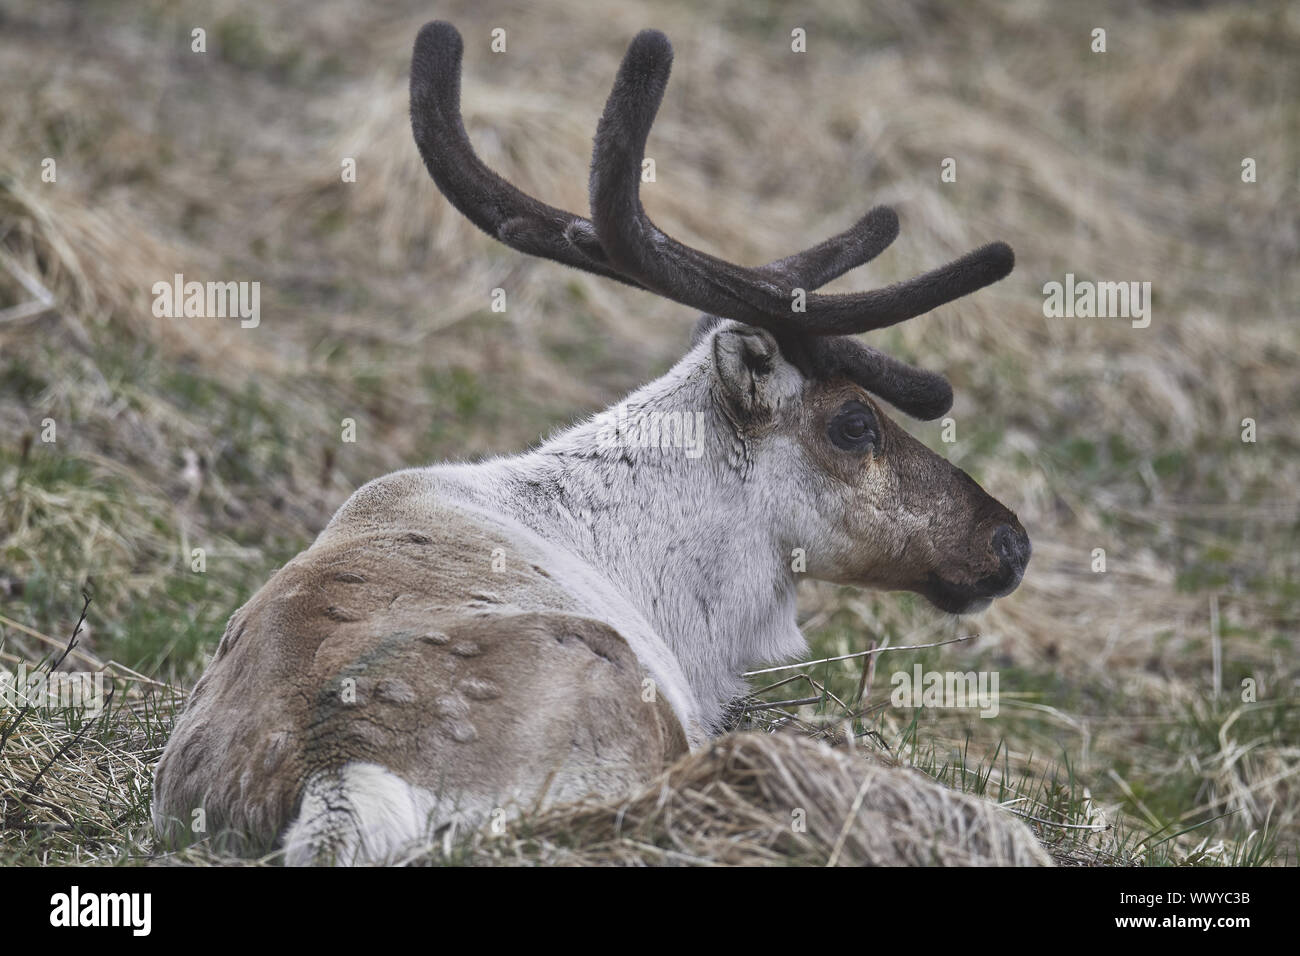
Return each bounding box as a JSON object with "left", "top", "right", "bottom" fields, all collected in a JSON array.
[{"left": 151, "top": 21, "right": 1033, "bottom": 865}]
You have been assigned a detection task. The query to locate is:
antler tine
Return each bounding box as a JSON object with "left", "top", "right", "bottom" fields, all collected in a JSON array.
[
  {"left": 756, "top": 205, "right": 899, "bottom": 289},
  {"left": 589, "top": 30, "right": 1015, "bottom": 336},
  {"left": 768, "top": 204, "right": 951, "bottom": 420},
  {"left": 761, "top": 208, "right": 954, "bottom": 420},
  {"left": 410, "top": 21, "right": 640, "bottom": 286},
  {"left": 690, "top": 206, "right": 953, "bottom": 419},
  {"left": 687, "top": 204, "right": 899, "bottom": 341},
  {"left": 810, "top": 339, "right": 953, "bottom": 419}
]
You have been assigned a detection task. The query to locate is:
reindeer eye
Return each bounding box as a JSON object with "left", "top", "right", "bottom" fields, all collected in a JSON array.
[{"left": 828, "top": 401, "right": 877, "bottom": 452}]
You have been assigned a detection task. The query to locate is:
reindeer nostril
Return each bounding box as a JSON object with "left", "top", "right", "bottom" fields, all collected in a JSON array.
[{"left": 992, "top": 525, "right": 1027, "bottom": 573}]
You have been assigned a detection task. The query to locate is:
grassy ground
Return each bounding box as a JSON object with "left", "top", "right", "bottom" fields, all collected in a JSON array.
[{"left": 0, "top": 0, "right": 1296, "bottom": 865}]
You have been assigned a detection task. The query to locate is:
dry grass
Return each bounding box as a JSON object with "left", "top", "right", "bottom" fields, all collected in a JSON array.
[
  {"left": 0, "top": 0, "right": 1296, "bottom": 865},
  {"left": 449, "top": 733, "right": 1053, "bottom": 867}
]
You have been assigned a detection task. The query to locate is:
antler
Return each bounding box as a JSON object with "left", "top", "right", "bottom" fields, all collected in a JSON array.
[
  {"left": 410, "top": 21, "right": 1013, "bottom": 420},
  {"left": 409, "top": 22, "right": 636, "bottom": 285},
  {"left": 589, "top": 30, "right": 1013, "bottom": 337},
  {"left": 409, "top": 21, "right": 898, "bottom": 293}
]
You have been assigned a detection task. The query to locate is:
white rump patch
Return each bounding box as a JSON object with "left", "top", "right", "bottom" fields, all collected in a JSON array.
[{"left": 283, "top": 762, "right": 444, "bottom": 866}]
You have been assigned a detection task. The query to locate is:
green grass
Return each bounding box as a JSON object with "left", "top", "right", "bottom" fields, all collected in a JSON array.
[{"left": 739, "top": 631, "right": 1297, "bottom": 866}]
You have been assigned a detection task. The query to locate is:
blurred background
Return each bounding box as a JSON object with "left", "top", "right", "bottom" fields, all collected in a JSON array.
[{"left": 0, "top": 0, "right": 1296, "bottom": 864}]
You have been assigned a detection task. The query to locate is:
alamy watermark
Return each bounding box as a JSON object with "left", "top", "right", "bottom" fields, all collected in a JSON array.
[
  {"left": 152, "top": 273, "right": 260, "bottom": 328},
  {"left": 1042, "top": 273, "right": 1151, "bottom": 328},
  {"left": 891, "top": 665, "right": 1000, "bottom": 718},
  {"left": 594, "top": 403, "right": 706, "bottom": 459},
  {"left": 0, "top": 664, "right": 106, "bottom": 717},
  {"left": 50, "top": 886, "right": 150, "bottom": 936}
]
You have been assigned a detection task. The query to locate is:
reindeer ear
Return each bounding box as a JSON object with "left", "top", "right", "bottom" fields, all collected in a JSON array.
[
  {"left": 690, "top": 313, "right": 723, "bottom": 348},
  {"left": 711, "top": 327, "right": 802, "bottom": 421}
]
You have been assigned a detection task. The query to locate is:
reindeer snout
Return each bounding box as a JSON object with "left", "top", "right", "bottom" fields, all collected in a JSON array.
[{"left": 991, "top": 524, "right": 1031, "bottom": 581}]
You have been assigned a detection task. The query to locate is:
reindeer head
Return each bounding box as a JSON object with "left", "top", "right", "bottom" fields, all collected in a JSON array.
[{"left": 409, "top": 23, "right": 1030, "bottom": 615}]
